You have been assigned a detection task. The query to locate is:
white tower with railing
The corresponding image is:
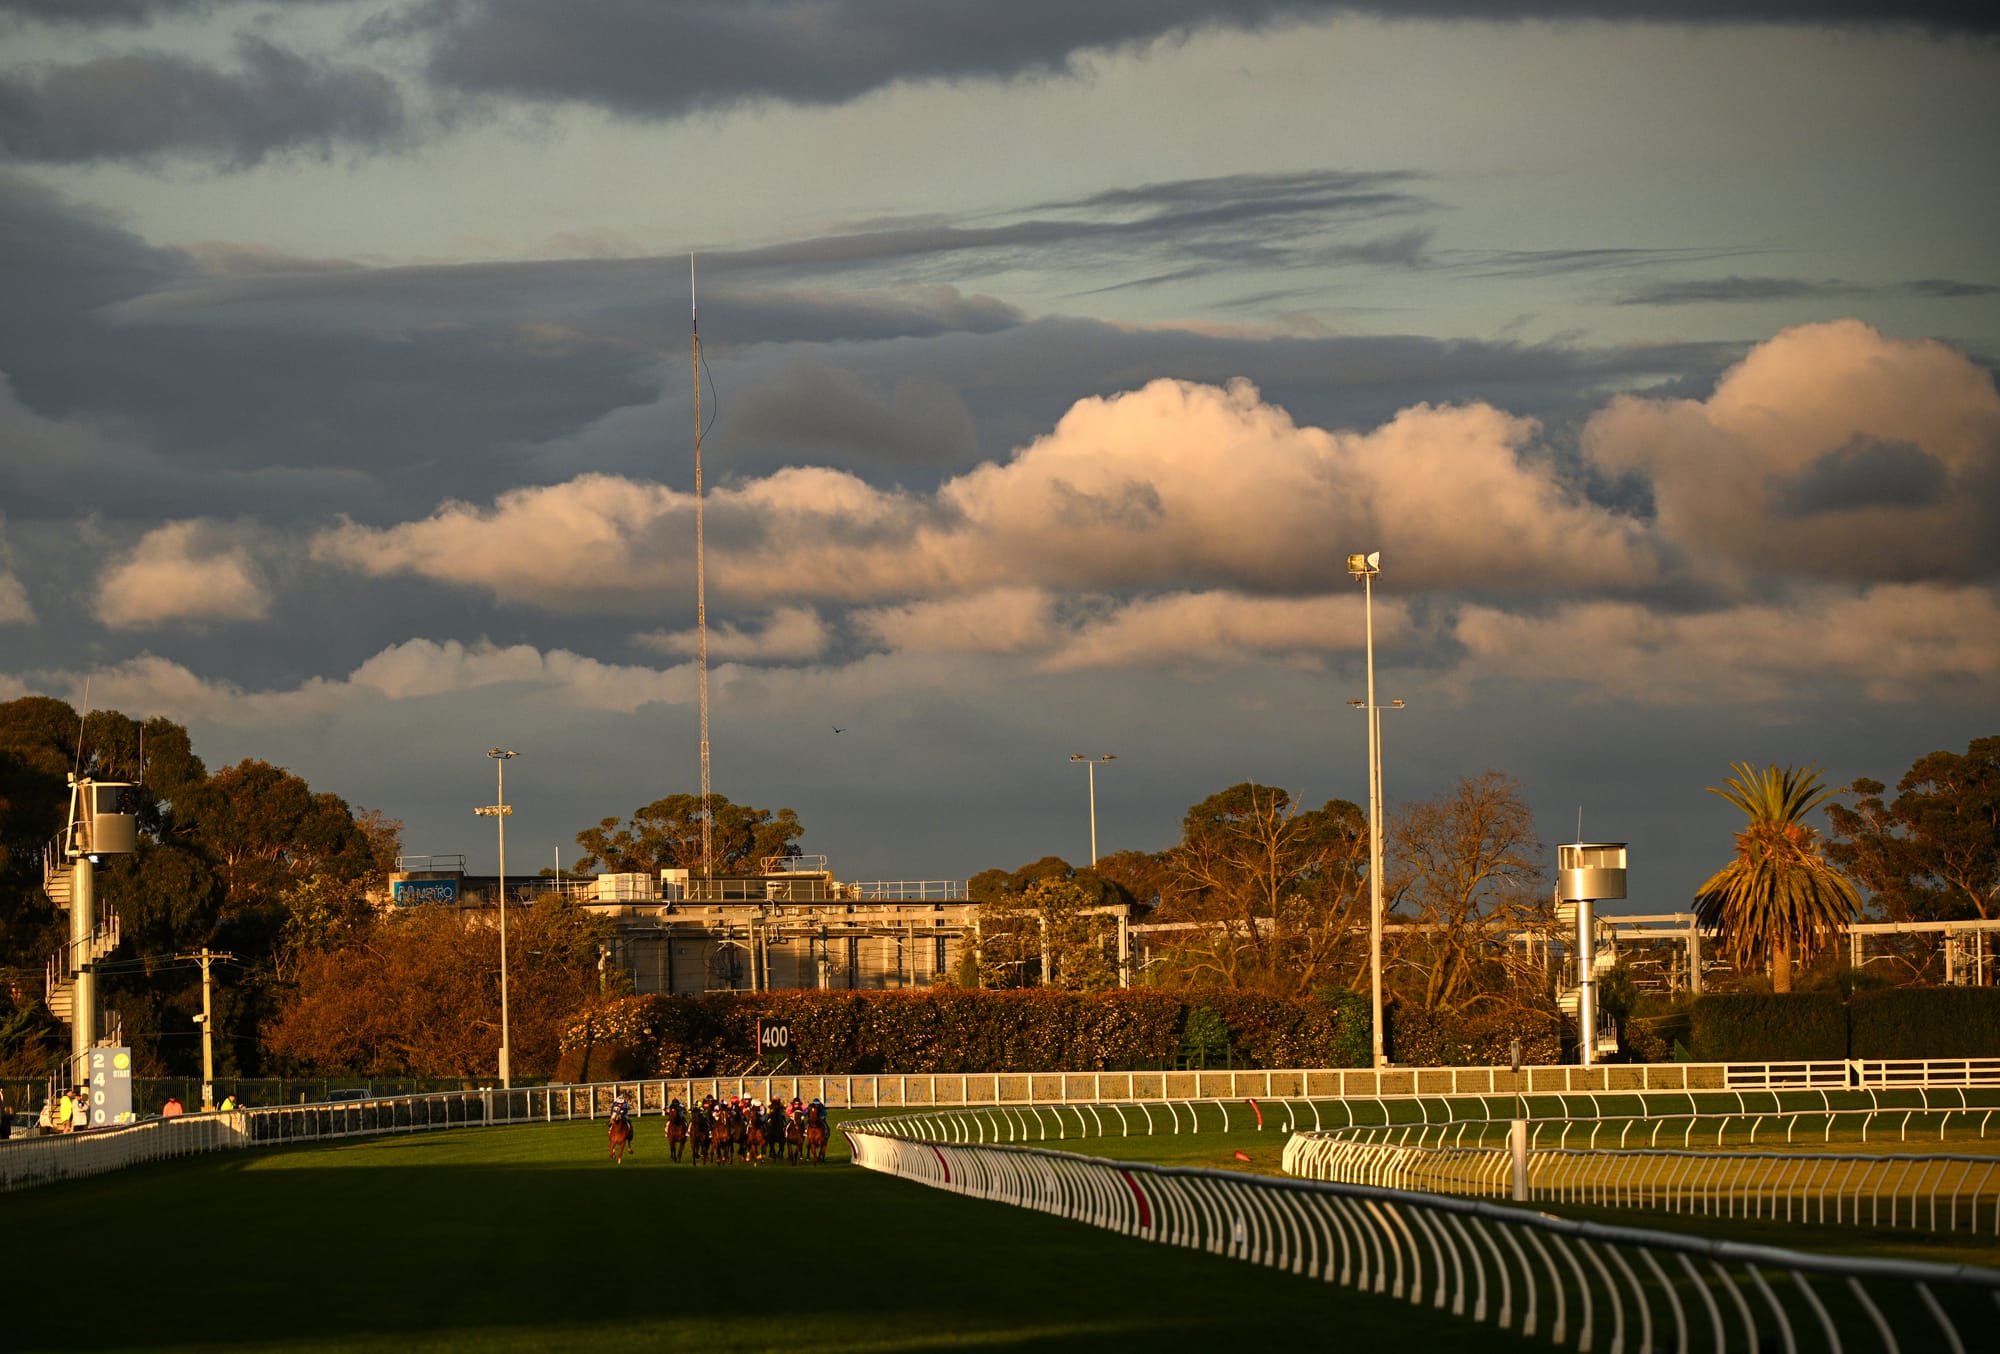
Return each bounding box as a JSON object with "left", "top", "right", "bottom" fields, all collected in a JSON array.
[
  {"left": 1556, "top": 842, "right": 1626, "bottom": 1067},
  {"left": 45, "top": 776, "right": 138, "bottom": 1088}
]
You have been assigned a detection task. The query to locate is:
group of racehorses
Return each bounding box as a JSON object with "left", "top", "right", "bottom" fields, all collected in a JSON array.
[{"left": 607, "top": 1097, "right": 829, "bottom": 1166}]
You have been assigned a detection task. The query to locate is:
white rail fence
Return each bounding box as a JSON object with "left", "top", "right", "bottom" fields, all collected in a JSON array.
[
  {"left": 844, "top": 1123, "right": 2000, "bottom": 1354},
  {"left": 1291, "top": 1088, "right": 2000, "bottom": 1149},
  {"left": 1285, "top": 1133, "right": 2000, "bottom": 1236},
  {"left": 0, "top": 1112, "right": 250, "bottom": 1191},
  {"left": 838, "top": 1086, "right": 2000, "bottom": 1150},
  {"left": 8, "top": 1059, "right": 2000, "bottom": 1194}
]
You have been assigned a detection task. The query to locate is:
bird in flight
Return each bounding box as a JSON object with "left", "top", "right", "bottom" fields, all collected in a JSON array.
[{"left": 832, "top": 726, "right": 845, "bottom": 733}]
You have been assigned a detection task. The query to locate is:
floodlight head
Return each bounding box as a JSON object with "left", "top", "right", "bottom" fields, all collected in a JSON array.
[
  {"left": 1389, "top": 699, "right": 1406, "bottom": 708},
  {"left": 1346, "top": 551, "right": 1381, "bottom": 578},
  {"left": 1070, "top": 753, "right": 1084, "bottom": 761},
  {"left": 1103, "top": 754, "right": 1116, "bottom": 762},
  {"left": 1347, "top": 698, "right": 1365, "bottom": 708},
  {"left": 488, "top": 748, "right": 518, "bottom": 760}
]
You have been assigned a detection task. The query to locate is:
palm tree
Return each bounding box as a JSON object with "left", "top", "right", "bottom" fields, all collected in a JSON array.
[{"left": 1694, "top": 763, "right": 1860, "bottom": 993}]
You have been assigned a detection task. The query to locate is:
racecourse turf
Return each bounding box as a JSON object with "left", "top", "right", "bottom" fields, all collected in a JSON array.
[
  {"left": 1020, "top": 1123, "right": 2000, "bottom": 1269},
  {"left": 2, "top": 1119, "right": 1540, "bottom": 1354}
]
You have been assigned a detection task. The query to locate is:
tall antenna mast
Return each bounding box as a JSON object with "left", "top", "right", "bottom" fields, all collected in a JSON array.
[{"left": 691, "top": 254, "right": 713, "bottom": 880}]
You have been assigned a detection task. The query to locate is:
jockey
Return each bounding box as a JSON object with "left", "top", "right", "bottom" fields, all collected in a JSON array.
[
  {"left": 808, "top": 1096, "right": 826, "bottom": 1125},
  {"left": 610, "top": 1089, "right": 632, "bottom": 1124}
]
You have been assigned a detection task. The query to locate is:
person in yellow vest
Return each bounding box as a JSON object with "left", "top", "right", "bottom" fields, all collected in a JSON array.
[
  {"left": 55, "top": 1088, "right": 76, "bottom": 1133},
  {"left": 219, "top": 1093, "right": 236, "bottom": 1112}
]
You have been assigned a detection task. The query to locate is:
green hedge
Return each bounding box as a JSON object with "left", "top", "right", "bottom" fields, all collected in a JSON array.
[
  {"left": 1848, "top": 987, "right": 2000, "bottom": 1059},
  {"left": 1688, "top": 988, "right": 2000, "bottom": 1062},
  {"left": 1388, "top": 1005, "right": 1562, "bottom": 1067},
  {"left": 1690, "top": 994, "right": 1848, "bottom": 1061},
  {"left": 559, "top": 988, "right": 1380, "bottom": 1075}
]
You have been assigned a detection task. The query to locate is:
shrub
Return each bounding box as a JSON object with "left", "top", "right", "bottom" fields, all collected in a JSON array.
[
  {"left": 1387, "top": 1004, "right": 1562, "bottom": 1066},
  {"left": 1689, "top": 994, "right": 1847, "bottom": 1061},
  {"left": 556, "top": 988, "right": 1373, "bottom": 1075},
  {"left": 1848, "top": 987, "right": 2000, "bottom": 1059}
]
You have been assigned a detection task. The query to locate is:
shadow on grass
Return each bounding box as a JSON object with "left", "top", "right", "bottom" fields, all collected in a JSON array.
[{"left": 6, "top": 1122, "right": 1538, "bottom": 1354}]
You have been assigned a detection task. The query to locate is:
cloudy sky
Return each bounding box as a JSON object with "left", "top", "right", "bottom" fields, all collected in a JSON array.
[{"left": 1, "top": 2, "right": 1995, "bottom": 908}]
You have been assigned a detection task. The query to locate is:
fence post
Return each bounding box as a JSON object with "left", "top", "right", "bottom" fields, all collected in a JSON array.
[{"left": 1509, "top": 1119, "right": 1529, "bottom": 1202}]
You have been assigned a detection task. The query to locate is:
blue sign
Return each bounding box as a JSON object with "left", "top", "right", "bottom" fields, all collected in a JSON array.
[{"left": 392, "top": 878, "right": 459, "bottom": 905}]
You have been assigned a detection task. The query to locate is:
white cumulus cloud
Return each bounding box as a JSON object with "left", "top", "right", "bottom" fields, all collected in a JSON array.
[
  {"left": 93, "top": 520, "right": 270, "bottom": 628},
  {"left": 1584, "top": 319, "right": 2000, "bottom": 586},
  {"left": 1450, "top": 584, "right": 2000, "bottom": 706}
]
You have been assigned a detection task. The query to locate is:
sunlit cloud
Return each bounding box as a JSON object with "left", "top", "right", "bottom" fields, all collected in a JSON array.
[{"left": 93, "top": 520, "right": 270, "bottom": 628}]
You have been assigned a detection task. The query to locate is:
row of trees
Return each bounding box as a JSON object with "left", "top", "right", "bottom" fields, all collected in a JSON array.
[
  {"left": 1696, "top": 739, "right": 1996, "bottom": 993},
  {"left": 968, "top": 736, "right": 1995, "bottom": 1016},
  {"left": 967, "top": 770, "right": 1547, "bottom": 1021},
  {"left": 0, "top": 696, "right": 613, "bottom": 1083},
  {"left": 5, "top": 680, "right": 1986, "bottom": 1080}
]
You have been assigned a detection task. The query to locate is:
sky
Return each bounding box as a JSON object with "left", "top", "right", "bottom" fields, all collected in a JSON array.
[{"left": 0, "top": 1, "right": 1995, "bottom": 911}]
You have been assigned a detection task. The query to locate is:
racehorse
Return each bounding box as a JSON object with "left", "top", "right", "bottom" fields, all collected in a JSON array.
[
  {"left": 690, "top": 1107, "right": 713, "bottom": 1164},
  {"left": 743, "top": 1113, "right": 766, "bottom": 1165},
  {"left": 708, "top": 1108, "right": 735, "bottom": 1164},
  {"left": 665, "top": 1103, "right": 689, "bottom": 1162},
  {"left": 784, "top": 1113, "right": 805, "bottom": 1165},
  {"left": 608, "top": 1114, "right": 634, "bottom": 1165},
  {"left": 803, "top": 1104, "right": 829, "bottom": 1165}
]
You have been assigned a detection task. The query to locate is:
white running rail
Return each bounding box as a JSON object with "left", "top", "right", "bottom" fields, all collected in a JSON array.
[
  {"left": 844, "top": 1121, "right": 2000, "bottom": 1354},
  {"left": 1285, "top": 1132, "right": 2000, "bottom": 1236}
]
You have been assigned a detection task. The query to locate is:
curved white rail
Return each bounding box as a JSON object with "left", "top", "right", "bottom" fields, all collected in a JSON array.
[{"left": 845, "top": 1115, "right": 2000, "bottom": 1353}]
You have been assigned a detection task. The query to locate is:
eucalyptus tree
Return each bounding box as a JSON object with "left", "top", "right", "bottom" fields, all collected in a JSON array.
[{"left": 1694, "top": 762, "right": 1860, "bottom": 993}]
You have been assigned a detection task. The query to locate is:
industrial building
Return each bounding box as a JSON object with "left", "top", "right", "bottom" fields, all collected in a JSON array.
[{"left": 383, "top": 854, "right": 980, "bottom": 993}]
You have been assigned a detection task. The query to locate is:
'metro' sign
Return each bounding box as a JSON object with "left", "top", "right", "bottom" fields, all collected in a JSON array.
[{"left": 391, "top": 878, "right": 459, "bottom": 905}]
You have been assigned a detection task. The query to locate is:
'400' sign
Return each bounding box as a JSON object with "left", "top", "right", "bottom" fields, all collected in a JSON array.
[{"left": 757, "top": 1019, "right": 792, "bottom": 1054}]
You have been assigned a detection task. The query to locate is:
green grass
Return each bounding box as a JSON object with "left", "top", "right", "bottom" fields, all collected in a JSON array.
[
  {"left": 956, "top": 1119, "right": 2000, "bottom": 1270},
  {"left": 2, "top": 1120, "right": 1540, "bottom": 1354}
]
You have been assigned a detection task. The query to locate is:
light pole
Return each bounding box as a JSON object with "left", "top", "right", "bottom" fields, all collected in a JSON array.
[
  {"left": 474, "top": 749, "right": 518, "bottom": 1089},
  {"left": 1069, "top": 752, "right": 1126, "bottom": 988},
  {"left": 1347, "top": 551, "right": 1389, "bottom": 1068},
  {"left": 1068, "top": 753, "right": 1115, "bottom": 866}
]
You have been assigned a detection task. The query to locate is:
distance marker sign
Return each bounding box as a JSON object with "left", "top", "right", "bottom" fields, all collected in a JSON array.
[{"left": 757, "top": 1019, "right": 792, "bottom": 1055}]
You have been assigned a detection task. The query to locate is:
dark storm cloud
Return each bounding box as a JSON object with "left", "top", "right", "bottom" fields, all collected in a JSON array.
[
  {"left": 1466, "top": 247, "right": 1765, "bottom": 280},
  {"left": 0, "top": 0, "right": 205, "bottom": 17},
  {"left": 708, "top": 170, "right": 1428, "bottom": 283},
  {"left": 1901, "top": 278, "right": 2000, "bottom": 299},
  {"left": 729, "top": 361, "right": 981, "bottom": 467},
  {"left": 0, "top": 170, "right": 1744, "bottom": 533},
  {"left": 420, "top": 1, "right": 1996, "bottom": 118},
  {"left": 1771, "top": 435, "right": 1951, "bottom": 517},
  {"left": 1616, "top": 275, "right": 1868, "bottom": 306},
  {"left": 1324, "top": 227, "right": 1437, "bottom": 269},
  {"left": 1618, "top": 274, "right": 2000, "bottom": 307},
  {"left": 0, "top": 37, "right": 403, "bottom": 166},
  {"left": 0, "top": 185, "right": 660, "bottom": 520},
  {"left": 105, "top": 260, "right": 1023, "bottom": 346}
]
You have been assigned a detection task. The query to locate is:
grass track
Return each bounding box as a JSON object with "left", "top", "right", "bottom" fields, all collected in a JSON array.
[
  {"left": 4, "top": 1120, "right": 1538, "bottom": 1354},
  {"left": 931, "top": 1120, "right": 2000, "bottom": 1269}
]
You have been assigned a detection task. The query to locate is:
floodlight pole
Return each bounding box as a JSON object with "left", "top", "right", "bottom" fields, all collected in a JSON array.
[
  {"left": 1069, "top": 754, "right": 1115, "bottom": 866},
  {"left": 1349, "top": 552, "right": 1387, "bottom": 1069},
  {"left": 475, "top": 750, "right": 518, "bottom": 1089}
]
